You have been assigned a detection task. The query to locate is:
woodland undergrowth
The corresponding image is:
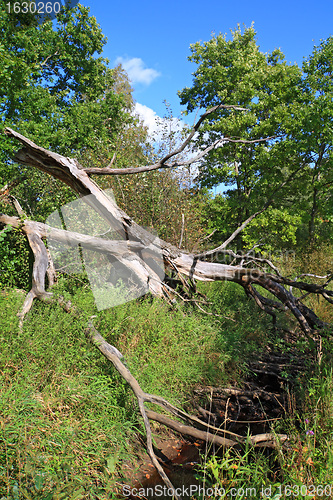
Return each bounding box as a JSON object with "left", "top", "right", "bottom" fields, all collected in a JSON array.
[{"left": 1, "top": 246, "right": 333, "bottom": 499}]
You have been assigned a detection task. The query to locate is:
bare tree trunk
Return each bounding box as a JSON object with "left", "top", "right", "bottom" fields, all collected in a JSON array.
[{"left": 1, "top": 118, "right": 333, "bottom": 495}]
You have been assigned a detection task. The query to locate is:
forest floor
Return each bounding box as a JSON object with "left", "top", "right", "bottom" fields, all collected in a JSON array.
[{"left": 1, "top": 247, "right": 333, "bottom": 499}]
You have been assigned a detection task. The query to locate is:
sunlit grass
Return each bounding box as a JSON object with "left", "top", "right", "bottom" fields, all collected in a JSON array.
[{"left": 1, "top": 244, "right": 333, "bottom": 498}]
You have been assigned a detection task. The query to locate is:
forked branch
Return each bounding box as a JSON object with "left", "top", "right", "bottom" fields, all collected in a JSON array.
[
  {"left": 82, "top": 104, "right": 273, "bottom": 176},
  {"left": 2, "top": 123, "right": 333, "bottom": 495}
]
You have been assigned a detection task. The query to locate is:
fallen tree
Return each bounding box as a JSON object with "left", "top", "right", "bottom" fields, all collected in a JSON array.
[{"left": 1, "top": 107, "right": 333, "bottom": 498}]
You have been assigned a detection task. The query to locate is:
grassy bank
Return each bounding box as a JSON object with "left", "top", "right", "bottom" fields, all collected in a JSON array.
[
  {"left": 1, "top": 247, "right": 333, "bottom": 499},
  {"left": 0, "top": 275, "right": 270, "bottom": 499}
]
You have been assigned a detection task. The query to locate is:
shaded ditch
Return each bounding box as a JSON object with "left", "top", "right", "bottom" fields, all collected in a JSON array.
[{"left": 121, "top": 348, "right": 308, "bottom": 500}]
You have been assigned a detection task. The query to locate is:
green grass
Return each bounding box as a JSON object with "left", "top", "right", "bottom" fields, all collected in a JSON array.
[
  {"left": 196, "top": 364, "right": 333, "bottom": 499},
  {"left": 0, "top": 287, "right": 134, "bottom": 499},
  {"left": 1, "top": 276, "right": 266, "bottom": 499},
  {"left": 1, "top": 246, "right": 333, "bottom": 499}
]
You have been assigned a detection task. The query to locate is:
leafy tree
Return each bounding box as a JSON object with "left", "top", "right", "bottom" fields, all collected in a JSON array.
[
  {"left": 292, "top": 36, "right": 333, "bottom": 244},
  {"left": 0, "top": 3, "right": 128, "bottom": 220},
  {"left": 0, "top": 4, "right": 142, "bottom": 288},
  {"left": 179, "top": 27, "right": 333, "bottom": 250},
  {"left": 178, "top": 26, "right": 303, "bottom": 249}
]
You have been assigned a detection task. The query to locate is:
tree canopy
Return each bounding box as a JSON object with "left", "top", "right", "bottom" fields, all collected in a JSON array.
[
  {"left": 0, "top": 3, "right": 152, "bottom": 287},
  {"left": 179, "top": 27, "right": 333, "bottom": 250}
]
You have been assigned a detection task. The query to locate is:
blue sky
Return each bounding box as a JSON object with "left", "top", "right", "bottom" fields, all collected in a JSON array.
[{"left": 80, "top": 0, "right": 333, "bottom": 130}]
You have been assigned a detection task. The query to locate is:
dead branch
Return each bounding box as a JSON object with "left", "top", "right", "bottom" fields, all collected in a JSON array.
[
  {"left": 84, "top": 320, "right": 178, "bottom": 496},
  {"left": 81, "top": 105, "right": 274, "bottom": 176},
  {"left": 2, "top": 185, "right": 332, "bottom": 338},
  {"left": 289, "top": 273, "right": 333, "bottom": 296},
  {"left": 40, "top": 51, "right": 59, "bottom": 67},
  {"left": 208, "top": 248, "right": 282, "bottom": 276},
  {"left": 220, "top": 136, "right": 276, "bottom": 144},
  {"left": 85, "top": 321, "right": 288, "bottom": 445},
  {"left": 244, "top": 283, "right": 278, "bottom": 325},
  {"left": 2, "top": 126, "right": 333, "bottom": 491},
  {"left": 145, "top": 410, "right": 238, "bottom": 447},
  {"left": 6, "top": 197, "right": 52, "bottom": 327}
]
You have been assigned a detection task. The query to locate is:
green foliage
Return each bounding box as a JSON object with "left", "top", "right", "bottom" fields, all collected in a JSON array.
[
  {"left": 179, "top": 25, "right": 302, "bottom": 185},
  {"left": 0, "top": 225, "right": 31, "bottom": 290},
  {"left": 1, "top": 244, "right": 333, "bottom": 495},
  {"left": 180, "top": 27, "right": 333, "bottom": 249},
  {"left": 109, "top": 298, "right": 230, "bottom": 398},
  {"left": 0, "top": 224, "right": 12, "bottom": 244},
  {"left": 0, "top": 4, "right": 125, "bottom": 152},
  {"left": 204, "top": 196, "right": 303, "bottom": 253},
  {"left": 197, "top": 446, "right": 277, "bottom": 499},
  {"left": 0, "top": 3, "right": 143, "bottom": 222},
  {"left": 199, "top": 281, "right": 273, "bottom": 365},
  {"left": 241, "top": 208, "right": 302, "bottom": 251},
  {"left": 1, "top": 15, "right": 333, "bottom": 496},
  {"left": 0, "top": 286, "right": 134, "bottom": 499},
  {"left": 295, "top": 36, "right": 333, "bottom": 244}
]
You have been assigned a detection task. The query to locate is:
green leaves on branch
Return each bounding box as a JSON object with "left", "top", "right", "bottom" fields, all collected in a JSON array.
[
  {"left": 0, "top": 224, "right": 12, "bottom": 243},
  {"left": 0, "top": 3, "right": 150, "bottom": 287},
  {"left": 0, "top": 2, "right": 147, "bottom": 219},
  {"left": 179, "top": 26, "right": 333, "bottom": 249}
]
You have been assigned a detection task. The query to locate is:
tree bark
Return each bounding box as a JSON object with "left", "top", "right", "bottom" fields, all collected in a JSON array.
[
  {"left": 2, "top": 123, "right": 333, "bottom": 496},
  {"left": 2, "top": 127, "right": 333, "bottom": 332}
]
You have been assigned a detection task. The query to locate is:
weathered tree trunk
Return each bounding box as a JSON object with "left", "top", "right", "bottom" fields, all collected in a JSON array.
[
  {"left": 3, "top": 127, "right": 332, "bottom": 335},
  {"left": 1, "top": 118, "right": 333, "bottom": 497}
]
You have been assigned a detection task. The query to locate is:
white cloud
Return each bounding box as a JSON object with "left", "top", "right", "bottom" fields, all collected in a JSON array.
[
  {"left": 115, "top": 57, "right": 160, "bottom": 85},
  {"left": 134, "top": 103, "right": 160, "bottom": 134},
  {"left": 135, "top": 103, "right": 187, "bottom": 137}
]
